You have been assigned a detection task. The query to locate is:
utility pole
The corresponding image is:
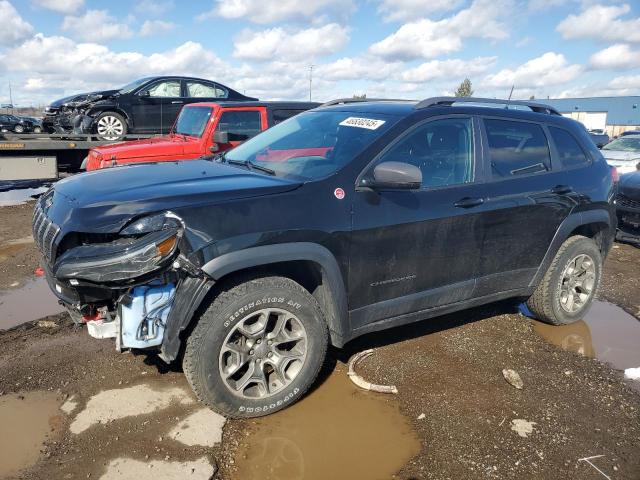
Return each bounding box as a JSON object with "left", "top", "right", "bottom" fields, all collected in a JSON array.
[
  {"left": 309, "top": 65, "right": 314, "bottom": 102},
  {"left": 9, "top": 81, "right": 13, "bottom": 113}
]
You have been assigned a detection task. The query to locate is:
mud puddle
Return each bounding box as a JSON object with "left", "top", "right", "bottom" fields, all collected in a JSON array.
[
  {"left": 232, "top": 364, "right": 421, "bottom": 480},
  {"left": 0, "top": 277, "right": 64, "bottom": 330},
  {"left": 0, "top": 187, "right": 47, "bottom": 207},
  {"left": 0, "top": 391, "right": 63, "bottom": 478},
  {"left": 530, "top": 300, "right": 640, "bottom": 373}
]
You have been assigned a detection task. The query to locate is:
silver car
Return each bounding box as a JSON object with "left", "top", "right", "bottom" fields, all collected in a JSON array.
[{"left": 601, "top": 135, "right": 640, "bottom": 175}]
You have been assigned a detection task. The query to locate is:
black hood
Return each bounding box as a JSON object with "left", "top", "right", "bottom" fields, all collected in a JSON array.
[
  {"left": 619, "top": 171, "right": 640, "bottom": 200},
  {"left": 45, "top": 159, "right": 302, "bottom": 234},
  {"left": 49, "top": 89, "right": 120, "bottom": 108}
]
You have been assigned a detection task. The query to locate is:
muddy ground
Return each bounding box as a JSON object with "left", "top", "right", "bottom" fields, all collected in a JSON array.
[{"left": 0, "top": 201, "right": 639, "bottom": 480}]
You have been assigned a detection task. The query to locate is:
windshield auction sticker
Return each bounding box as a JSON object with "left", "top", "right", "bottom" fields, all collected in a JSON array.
[{"left": 339, "top": 117, "right": 386, "bottom": 130}]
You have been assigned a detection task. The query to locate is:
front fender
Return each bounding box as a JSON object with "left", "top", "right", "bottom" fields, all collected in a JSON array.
[{"left": 202, "top": 242, "right": 349, "bottom": 346}]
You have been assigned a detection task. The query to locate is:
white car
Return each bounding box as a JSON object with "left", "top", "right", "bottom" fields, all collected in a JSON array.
[{"left": 601, "top": 135, "right": 640, "bottom": 174}]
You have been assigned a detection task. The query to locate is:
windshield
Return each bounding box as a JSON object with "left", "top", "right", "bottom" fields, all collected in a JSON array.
[
  {"left": 602, "top": 137, "right": 640, "bottom": 152},
  {"left": 225, "top": 110, "right": 398, "bottom": 180},
  {"left": 173, "top": 106, "right": 212, "bottom": 137},
  {"left": 119, "top": 77, "right": 155, "bottom": 94}
]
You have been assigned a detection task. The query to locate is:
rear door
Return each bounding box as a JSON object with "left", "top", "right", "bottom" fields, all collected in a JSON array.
[
  {"left": 473, "top": 117, "right": 576, "bottom": 296},
  {"left": 213, "top": 108, "right": 267, "bottom": 150},
  {"left": 184, "top": 80, "right": 228, "bottom": 104},
  {"left": 349, "top": 115, "right": 486, "bottom": 328}
]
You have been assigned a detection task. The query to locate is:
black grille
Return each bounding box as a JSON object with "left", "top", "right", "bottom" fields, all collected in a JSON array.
[
  {"left": 32, "top": 201, "right": 60, "bottom": 263},
  {"left": 617, "top": 194, "right": 640, "bottom": 210}
]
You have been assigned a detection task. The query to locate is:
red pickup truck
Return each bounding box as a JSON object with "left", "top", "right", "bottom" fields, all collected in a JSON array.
[{"left": 84, "top": 101, "right": 319, "bottom": 170}]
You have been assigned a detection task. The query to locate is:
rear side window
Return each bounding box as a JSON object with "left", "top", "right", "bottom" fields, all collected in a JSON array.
[
  {"left": 186, "top": 81, "right": 227, "bottom": 98},
  {"left": 484, "top": 119, "right": 551, "bottom": 178},
  {"left": 216, "top": 110, "right": 262, "bottom": 141},
  {"left": 548, "top": 126, "right": 589, "bottom": 169}
]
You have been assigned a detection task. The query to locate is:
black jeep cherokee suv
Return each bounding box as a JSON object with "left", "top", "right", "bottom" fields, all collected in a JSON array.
[{"left": 33, "top": 97, "right": 617, "bottom": 417}]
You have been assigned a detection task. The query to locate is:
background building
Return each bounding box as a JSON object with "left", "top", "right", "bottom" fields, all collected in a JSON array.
[{"left": 544, "top": 96, "right": 640, "bottom": 137}]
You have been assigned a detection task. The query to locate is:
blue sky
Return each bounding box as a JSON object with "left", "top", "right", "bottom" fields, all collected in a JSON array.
[{"left": 1, "top": 0, "right": 639, "bottom": 107}]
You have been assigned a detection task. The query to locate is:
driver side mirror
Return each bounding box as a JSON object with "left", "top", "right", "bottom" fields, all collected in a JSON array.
[
  {"left": 365, "top": 161, "right": 422, "bottom": 190},
  {"left": 213, "top": 131, "right": 229, "bottom": 144},
  {"left": 138, "top": 90, "right": 150, "bottom": 98}
]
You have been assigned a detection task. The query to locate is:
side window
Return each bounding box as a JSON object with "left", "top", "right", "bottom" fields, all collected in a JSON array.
[
  {"left": 145, "top": 81, "right": 181, "bottom": 97},
  {"left": 548, "top": 126, "right": 590, "bottom": 169},
  {"left": 186, "top": 81, "right": 227, "bottom": 98},
  {"left": 484, "top": 119, "right": 551, "bottom": 177},
  {"left": 216, "top": 110, "right": 262, "bottom": 141},
  {"left": 376, "top": 117, "right": 474, "bottom": 189},
  {"left": 272, "top": 109, "right": 304, "bottom": 124}
]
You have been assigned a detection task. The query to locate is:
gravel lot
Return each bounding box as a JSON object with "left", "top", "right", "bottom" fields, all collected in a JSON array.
[{"left": 0, "top": 201, "right": 638, "bottom": 480}]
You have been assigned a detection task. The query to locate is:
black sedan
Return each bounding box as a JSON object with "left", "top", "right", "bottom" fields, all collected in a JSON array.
[
  {"left": 43, "top": 76, "right": 257, "bottom": 140},
  {"left": 0, "top": 114, "right": 35, "bottom": 133},
  {"left": 616, "top": 170, "right": 640, "bottom": 245}
]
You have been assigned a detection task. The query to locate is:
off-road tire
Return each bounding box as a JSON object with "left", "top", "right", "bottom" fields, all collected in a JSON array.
[
  {"left": 94, "top": 111, "right": 127, "bottom": 141},
  {"left": 527, "top": 235, "right": 602, "bottom": 325},
  {"left": 183, "top": 276, "right": 328, "bottom": 418}
]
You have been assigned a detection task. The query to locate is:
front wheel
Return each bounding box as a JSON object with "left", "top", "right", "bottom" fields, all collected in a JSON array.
[
  {"left": 94, "top": 112, "right": 127, "bottom": 141},
  {"left": 13, "top": 124, "right": 24, "bottom": 133},
  {"left": 183, "top": 276, "right": 328, "bottom": 418},
  {"left": 527, "top": 235, "right": 602, "bottom": 325}
]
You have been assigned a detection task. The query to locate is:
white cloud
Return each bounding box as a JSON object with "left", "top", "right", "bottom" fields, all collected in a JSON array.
[
  {"left": 140, "top": 19, "right": 175, "bottom": 37},
  {"left": 528, "top": 0, "right": 571, "bottom": 10},
  {"left": 375, "top": 0, "right": 464, "bottom": 22},
  {"left": 370, "top": 0, "right": 512, "bottom": 60},
  {"left": 400, "top": 57, "right": 497, "bottom": 83},
  {"left": 32, "top": 0, "right": 84, "bottom": 14},
  {"left": 315, "top": 56, "right": 402, "bottom": 81},
  {"left": 134, "top": 0, "right": 174, "bottom": 16},
  {"left": 483, "top": 52, "right": 582, "bottom": 88},
  {"left": 557, "top": 4, "right": 640, "bottom": 43},
  {"left": 62, "top": 10, "right": 134, "bottom": 42},
  {"left": 198, "top": 0, "right": 353, "bottom": 24},
  {"left": 609, "top": 75, "right": 640, "bottom": 91},
  {"left": 233, "top": 24, "right": 348, "bottom": 62},
  {"left": 0, "top": 1, "right": 34, "bottom": 46},
  {"left": 590, "top": 44, "right": 640, "bottom": 70},
  {"left": 0, "top": 35, "right": 231, "bottom": 93}
]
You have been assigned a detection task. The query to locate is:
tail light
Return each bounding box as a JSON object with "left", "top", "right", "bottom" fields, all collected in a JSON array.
[{"left": 611, "top": 166, "right": 619, "bottom": 184}]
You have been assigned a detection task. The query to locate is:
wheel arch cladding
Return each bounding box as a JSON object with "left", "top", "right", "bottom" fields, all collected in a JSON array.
[
  {"left": 529, "top": 209, "right": 613, "bottom": 288},
  {"left": 201, "top": 243, "right": 349, "bottom": 347}
]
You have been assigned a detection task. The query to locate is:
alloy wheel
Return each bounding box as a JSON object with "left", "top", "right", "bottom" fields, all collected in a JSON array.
[
  {"left": 14, "top": 125, "right": 24, "bottom": 133},
  {"left": 96, "top": 115, "right": 124, "bottom": 140},
  {"left": 219, "top": 308, "right": 308, "bottom": 399},
  {"left": 559, "top": 254, "right": 596, "bottom": 313}
]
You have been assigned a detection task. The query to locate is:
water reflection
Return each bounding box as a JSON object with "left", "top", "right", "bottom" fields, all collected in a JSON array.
[
  {"left": 526, "top": 301, "right": 640, "bottom": 371},
  {"left": 233, "top": 364, "right": 421, "bottom": 480}
]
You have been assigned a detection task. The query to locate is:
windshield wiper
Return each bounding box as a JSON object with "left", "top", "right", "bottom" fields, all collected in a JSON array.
[{"left": 226, "top": 158, "right": 276, "bottom": 176}]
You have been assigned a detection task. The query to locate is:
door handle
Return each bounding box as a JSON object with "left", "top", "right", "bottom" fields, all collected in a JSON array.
[
  {"left": 454, "top": 197, "right": 484, "bottom": 208},
  {"left": 171, "top": 101, "right": 183, "bottom": 104},
  {"left": 551, "top": 185, "right": 573, "bottom": 195}
]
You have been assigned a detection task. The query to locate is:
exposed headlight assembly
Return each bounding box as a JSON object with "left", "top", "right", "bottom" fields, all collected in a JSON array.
[
  {"left": 120, "top": 212, "right": 183, "bottom": 236},
  {"left": 54, "top": 228, "right": 180, "bottom": 283}
]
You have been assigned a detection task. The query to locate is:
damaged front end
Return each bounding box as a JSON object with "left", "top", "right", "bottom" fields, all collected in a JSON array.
[
  {"left": 33, "top": 198, "right": 212, "bottom": 362},
  {"left": 44, "top": 92, "right": 117, "bottom": 135}
]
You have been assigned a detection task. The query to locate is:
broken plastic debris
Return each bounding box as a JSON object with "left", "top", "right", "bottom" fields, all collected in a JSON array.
[
  {"left": 34, "top": 267, "right": 44, "bottom": 277},
  {"left": 347, "top": 349, "right": 398, "bottom": 394},
  {"left": 417, "top": 413, "right": 426, "bottom": 420},
  {"left": 624, "top": 367, "right": 640, "bottom": 380},
  {"left": 502, "top": 369, "right": 524, "bottom": 389},
  {"left": 511, "top": 419, "right": 536, "bottom": 438}
]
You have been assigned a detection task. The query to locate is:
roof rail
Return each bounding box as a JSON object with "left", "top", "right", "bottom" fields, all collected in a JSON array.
[
  {"left": 319, "top": 98, "right": 412, "bottom": 108},
  {"left": 414, "top": 96, "right": 561, "bottom": 116}
]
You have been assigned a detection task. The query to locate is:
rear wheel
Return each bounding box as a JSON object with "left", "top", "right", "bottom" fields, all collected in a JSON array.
[
  {"left": 183, "top": 276, "right": 328, "bottom": 418},
  {"left": 95, "top": 112, "right": 127, "bottom": 141},
  {"left": 33, "top": 126, "right": 42, "bottom": 134},
  {"left": 527, "top": 235, "right": 602, "bottom": 325}
]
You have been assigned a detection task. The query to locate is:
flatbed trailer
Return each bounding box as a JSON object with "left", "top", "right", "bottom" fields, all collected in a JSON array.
[{"left": 0, "top": 133, "right": 153, "bottom": 182}]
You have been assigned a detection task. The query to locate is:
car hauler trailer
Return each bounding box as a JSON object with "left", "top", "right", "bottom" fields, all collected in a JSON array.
[{"left": 0, "top": 133, "right": 153, "bottom": 182}]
